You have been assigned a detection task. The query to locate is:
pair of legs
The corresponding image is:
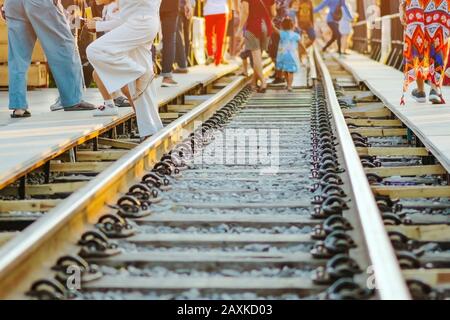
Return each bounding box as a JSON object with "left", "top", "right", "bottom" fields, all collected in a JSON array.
[
  {"left": 5, "top": 0, "right": 84, "bottom": 116},
  {"left": 323, "top": 21, "right": 342, "bottom": 54},
  {"left": 205, "top": 13, "right": 228, "bottom": 65},
  {"left": 92, "top": 71, "right": 135, "bottom": 111},
  {"left": 161, "top": 10, "right": 179, "bottom": 86}
]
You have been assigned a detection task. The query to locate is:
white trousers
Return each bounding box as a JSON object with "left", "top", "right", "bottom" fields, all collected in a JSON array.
[{"left": 87, "top": 18, "right": 163, "bottom": 137}]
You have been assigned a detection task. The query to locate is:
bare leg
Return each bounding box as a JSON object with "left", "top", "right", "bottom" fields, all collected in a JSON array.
[
  {"left": 285, "top": 72, "right": 293, "bottom": 90},
  {"left": 342, "top": 35, "right": 350, "bottom": 54},
  {"left": 251, "top": 49, "right": 266, "bottom": 89},
  {"left": 416, "top": 79, "right": 425, "bottom": 93},
  {"left": 93, "top": 70, "right": 113, "bottom": 101},
  {"left": 120, "top": 85, "right": 136, "bottom": 112}
]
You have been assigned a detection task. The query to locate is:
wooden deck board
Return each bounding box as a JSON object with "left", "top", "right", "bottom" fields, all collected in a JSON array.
[{"left": 333, "top": 52, "right": 450, "bottom": 174}]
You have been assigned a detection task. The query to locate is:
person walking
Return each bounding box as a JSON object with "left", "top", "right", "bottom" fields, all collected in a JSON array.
[
  {"left": 314, "top": 0, "right": 352, "bottom": 55},
  {"left": 275, "top": 17, "right": 302, "bottom": 92},
  {"left": 204, "top": 0, "right": 232, "bottom": 66},
  {"left": 87, "top": 0, "right": 164, "bottom": 140},
  {"left": 160, "top": 0, "right": 181, "bottom": 87},
  {"left": 269, "top": 0, "right": 290, "bottom": 87},
  {"left": 3, "top": 0, "right": 95, "bottom": 118},
  {"left": 238, "top": 0, "right": 276, "bottom": 92},
  {"left": 399, "top": 0, "right": 449, "bottom": 105},
  {"left": 86, "top": 0, "right": 132, "bottom": 109}
]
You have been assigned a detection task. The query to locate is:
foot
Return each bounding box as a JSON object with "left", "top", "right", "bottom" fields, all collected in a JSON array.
[
  {"left": 64, "top": 101, "right": 96, "bottom": 111},
  {"left": 205, "top": 57, "right": 214, "bottom": 65},
  {"left": 50, "top": 97, "right": 63, "bottom": 111},
  {"left": 10, "top": 109, "right": 31, "bottom": 118},
  {"left": 93, "top": 105, "right": 119, "bottom": 117},
  {"left": 114, "top": 96, "right": 131, "bottom": 108},
  {"left": 411, "top": 89, "right": 426, "bottom": 103},
  {"left": 269, "top": 78, "right": 287, "bottom": 87},
  {"left": 287, "top": 87, "right": 294, "bottom": 93},
  {"left": 173, "top": 68, "right": 189, "bottom": 74},
  {"left": 161, "top": 77, "right": 178, "bottom": 88},
  {"left": 429, "top": 89, "right": 443, "bottom": 104}
]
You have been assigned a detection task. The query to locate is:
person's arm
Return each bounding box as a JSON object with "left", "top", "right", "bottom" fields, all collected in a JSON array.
[
  {"left": 313, "top": 0, "right": 329, "bottom": 14},
  {"left": 237, "top": 0, "right": 249, "bottom": 33},
  {"left": 95, "top": 18, "right": 122, "bottom": 32},
  {"left": 233, "top": 0, "right": 240, "bottom": 15},
  {"left": 0, "top": 4, "right": 5, "bottom": 21},
  {"left": 342, "top": 1, "right": 352, "bottom": 20},
  {"left": 270, "top": 2, "right": 276, "bottom": 18},
  {"left": 399, "top": 0, "right": 407, "bottom": 26}
]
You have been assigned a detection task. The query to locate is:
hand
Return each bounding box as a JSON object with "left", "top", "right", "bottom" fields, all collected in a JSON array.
[
  {"left": 1, "top": 5, "right": 6, "bottom": 22},
  {"left": 86, "top": 17, "right": 101, "bottom": 30},
  {"left": 185, "top": 4, "right": 193, "bottom": 19},
  {"left": 399, "top": 14, "right": 407, "bottom": 27}
]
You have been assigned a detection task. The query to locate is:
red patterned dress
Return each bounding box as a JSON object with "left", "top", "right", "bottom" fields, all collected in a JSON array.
[{"left": 402, "top": 0, "right": 450, "bottom": 104}]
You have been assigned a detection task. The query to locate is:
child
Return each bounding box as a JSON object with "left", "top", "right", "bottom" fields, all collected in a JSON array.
[
  {"left": 87, "top": 0, "right": 132, "bottom": 109},
  {"left": 275, "top": 17, "right": 302, "bottom": 92}
]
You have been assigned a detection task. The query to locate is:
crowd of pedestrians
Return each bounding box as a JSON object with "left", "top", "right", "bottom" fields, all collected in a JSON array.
[{"left": 0, "top": 0, "right": 389, "bottom": 140}]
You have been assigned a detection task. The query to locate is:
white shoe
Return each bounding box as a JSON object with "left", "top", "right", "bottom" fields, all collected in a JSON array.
[
  {"left": 93, "top": 105, "right": 119, "bottom": 117},
  {"left": 50, "top": 97, "right": 63, "bottom": 111}
]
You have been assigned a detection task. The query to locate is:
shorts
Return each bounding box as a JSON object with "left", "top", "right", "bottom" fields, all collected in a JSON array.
[{"left": 244, "top": 21, "right": 269, "bottom": 51}]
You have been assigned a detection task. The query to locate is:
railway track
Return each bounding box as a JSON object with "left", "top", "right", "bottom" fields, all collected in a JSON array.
[{"left": 0, "top": 49, "right": 448, "bottom": 300}]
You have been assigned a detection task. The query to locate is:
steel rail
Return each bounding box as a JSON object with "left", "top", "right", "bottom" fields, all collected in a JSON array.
[
  {"left": 0, "top": 72, "right": 253, "bottom": 299},
  {"left": 314, "top": 47, "right": 411, "bottom": 300}
]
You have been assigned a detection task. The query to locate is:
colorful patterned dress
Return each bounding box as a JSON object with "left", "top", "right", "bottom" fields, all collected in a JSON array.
[{"left": 402, "top": 0, "right": 450, "bottom": 104}]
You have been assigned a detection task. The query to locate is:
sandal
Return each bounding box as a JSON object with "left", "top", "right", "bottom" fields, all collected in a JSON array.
[{"left": 10, "top": 110, "right": 31, "bottom": 118}]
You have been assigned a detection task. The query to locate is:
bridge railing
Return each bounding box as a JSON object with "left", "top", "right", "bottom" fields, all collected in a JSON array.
[{"left": 352, "top": 13, "right": 404, "bottom": 71}]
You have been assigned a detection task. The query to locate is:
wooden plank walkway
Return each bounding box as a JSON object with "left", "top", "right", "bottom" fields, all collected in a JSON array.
[
  {"left": 332, "top": 51, "right": 450, "bottom": 173},
  {"left": 0, "top": 63, "right": 240, "bottom": 189}
]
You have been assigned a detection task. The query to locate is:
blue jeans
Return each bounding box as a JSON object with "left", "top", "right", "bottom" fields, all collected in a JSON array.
[{"left": 5, "top": 0, "right": 83, "bottom": 109}]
